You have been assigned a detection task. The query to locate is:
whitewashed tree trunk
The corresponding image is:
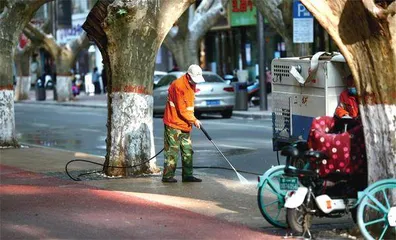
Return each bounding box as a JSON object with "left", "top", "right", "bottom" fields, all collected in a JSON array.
[
  {"left": 15, "top": 76, "right": 31, "bottom": 100},
  {"left": 300, "top": 0, "right": 396, "bottom": 198},
  {"left": 14, "top": 45, "right": 34, "bottom": 101},
  {"left": 164, "top": 0, "right": 229, "bottom": 70},
  {"left": 56, "top": 75, "right": 73, "bottom": 101},
  {"left": 0, "top": 90, "right": 16, "bottom": 147},
  {"left": 83, "top": 0, "right": 193, "bottom": 177},
  {"left": 0, "top": 0, "right": 52, "bottom": 147}
]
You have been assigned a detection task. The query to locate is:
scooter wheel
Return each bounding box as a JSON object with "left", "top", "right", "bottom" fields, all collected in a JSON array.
[{"left": 357, "top": 180, "right": 396, "bottom": 240}]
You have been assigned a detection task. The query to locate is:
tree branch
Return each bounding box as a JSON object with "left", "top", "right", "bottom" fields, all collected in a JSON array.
[
  {"left": 190, "top": 0, "right": 228, "bottom": 39},
  {"left": 253, "top": 0, "right": 289, "bottom": 41},
  {"left": 196, "top": 0, "right": 215, "bottom": 13},
  {"left": 176, "top": 8, "right": 191, "bottom": 38},
  {"left": 68, "top": 32, "right": 90, "bottom": 61},
  {"left": 362, "top": 0, "right": 396, "bottom": 19},
  {"left": 24, "top": 22, "right": 59, "bottom": 58}
]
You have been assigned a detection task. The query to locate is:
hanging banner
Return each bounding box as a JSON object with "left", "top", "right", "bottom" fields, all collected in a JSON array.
[{"left": 293, "top": 0, "right": 314, "bottom": 43}]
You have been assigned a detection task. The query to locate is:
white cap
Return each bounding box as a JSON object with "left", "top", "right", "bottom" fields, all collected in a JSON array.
[{"left": 187, "top": 64, "right": 205, "bottom": 84}]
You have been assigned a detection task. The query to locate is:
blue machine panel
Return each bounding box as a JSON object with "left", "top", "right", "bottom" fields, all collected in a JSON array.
[{"left": 291, "top": 114, "right": 314, "bottom": 141}]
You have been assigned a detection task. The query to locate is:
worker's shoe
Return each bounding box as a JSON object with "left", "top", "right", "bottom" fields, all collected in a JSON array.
[
  {"left": 182, "top": 176, "right": 202, "bottom": 182},
  {"left": 162, "top": 177, "right": 177, "bottom": 183}
]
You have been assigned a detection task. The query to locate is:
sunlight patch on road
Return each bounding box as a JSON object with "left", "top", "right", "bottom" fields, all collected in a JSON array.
[
  {"left": 80, "top": 128, "right": 102, "bottom": 133},
  {"left": 116, "top": 192, "right": 237, "bottom": 216}
]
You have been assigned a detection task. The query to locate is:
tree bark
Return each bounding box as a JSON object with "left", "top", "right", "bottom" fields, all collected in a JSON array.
[
  {"left": 83, "top": 0, "right": 193, "bottom": 177},
  {"left": 300, "top": 0, "right": 396, "bottom": 195},
  {"left": 14, "top": 44, "right": 35, "bottom": 101},
  {"left": 163, "top": 0, "right": 229, "bottom": 70},
  {"left": 24, "top": 23, "right": 90, "bottom": 101},
  {"left": 0, "top": 0, "right": 52, "bottom": 147}
]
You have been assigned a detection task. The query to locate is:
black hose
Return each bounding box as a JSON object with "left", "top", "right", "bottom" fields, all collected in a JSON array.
[{"left": 65, "top": 148, "right": 164, "bottom": 181}]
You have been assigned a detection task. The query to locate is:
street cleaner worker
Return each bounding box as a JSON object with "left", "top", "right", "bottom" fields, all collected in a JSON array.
[
  {"left": 333, "top": 74, "right": 360, "bottom": 132},
  {"left": 335, "top": 74, "right": 359, "bottom": 119},
  {"left": 162, "top": 64, "right": 205, "bottom": 183}
]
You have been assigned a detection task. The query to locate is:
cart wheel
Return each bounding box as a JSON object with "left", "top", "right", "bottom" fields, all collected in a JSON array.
[
  {"left": 287, "top": 201, "right": 313, "bottom": 234},
  {"left": 257, "top": 167, "right": 288, "bottom": 228},
  {"left": 357, "top": 180, "right": 396, "bottom": 240}
]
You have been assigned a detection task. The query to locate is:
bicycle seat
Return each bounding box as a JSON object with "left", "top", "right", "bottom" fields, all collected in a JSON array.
[
  {"left": 281, "top": 145, "right": 299, "bottom": 157},
  {"left": 304, "top": 150, "right": 328, "bottom": 160},
  {"left": 294, "top": 140, "right": 308, "bottom": 151}
]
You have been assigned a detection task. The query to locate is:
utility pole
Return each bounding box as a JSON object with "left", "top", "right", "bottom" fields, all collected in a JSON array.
[{"left": 257, "top": 11, "right": 268, "bottom": 111}]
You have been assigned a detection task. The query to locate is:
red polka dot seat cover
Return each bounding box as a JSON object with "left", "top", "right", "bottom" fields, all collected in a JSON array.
[{"left": 307, "top": 116, "right": 366, "bottom": 177}]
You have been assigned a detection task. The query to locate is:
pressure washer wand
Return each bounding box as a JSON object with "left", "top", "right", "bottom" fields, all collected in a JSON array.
[{"left": 200, "top": 125, "right": 249, "bottom": 184}]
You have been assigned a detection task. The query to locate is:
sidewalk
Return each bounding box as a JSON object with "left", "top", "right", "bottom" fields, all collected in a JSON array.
[
  {"left": 5, "top": 90, "right": 357, "bottom": 239},
  {"left": 20, "top": 90, "right": 272, "bottom": 120},
  {"left": 1, "top": 146, "right": 283, "bottom": 239}
]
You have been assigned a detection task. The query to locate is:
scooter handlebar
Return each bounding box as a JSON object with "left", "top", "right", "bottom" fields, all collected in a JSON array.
[{"left": 200, "top": 125, "right": 212, "bottom": 141}]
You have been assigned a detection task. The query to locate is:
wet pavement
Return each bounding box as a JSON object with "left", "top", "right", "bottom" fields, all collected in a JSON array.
[
  {"left": 1, "top": 146, "right": 359, "bottom": 240},
  {"left": 1, "top": 89, "right": 362, "bottom": 239}
]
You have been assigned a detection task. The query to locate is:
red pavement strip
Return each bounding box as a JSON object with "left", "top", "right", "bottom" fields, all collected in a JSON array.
[{"left": 0, "top": 164, "right": 280, "bottom": 239}]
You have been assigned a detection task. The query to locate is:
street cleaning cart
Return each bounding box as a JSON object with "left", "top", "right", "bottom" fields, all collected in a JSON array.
[{"left": 271, "top": 52, "right": 350, "bottom": 151}]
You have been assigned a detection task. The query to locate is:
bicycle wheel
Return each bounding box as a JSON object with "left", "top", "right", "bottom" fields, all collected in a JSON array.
[
  {"left": 257, "top": 167, "right": 288, "bottom": 228},
  {"left": 357, "top": 180, "right": 396, "bottom": 240}
]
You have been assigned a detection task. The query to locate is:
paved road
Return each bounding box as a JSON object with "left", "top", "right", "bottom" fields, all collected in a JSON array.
[{"left": 14, "top": 104, "right": 284, "bottom": 181}]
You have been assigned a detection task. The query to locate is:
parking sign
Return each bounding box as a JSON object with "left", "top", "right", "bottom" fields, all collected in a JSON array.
[{"left": 293, "top": 0, "right": 314, "bottom": 43}]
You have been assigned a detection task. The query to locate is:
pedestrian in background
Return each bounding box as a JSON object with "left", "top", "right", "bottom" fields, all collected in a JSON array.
[
  {"left": 92, "top": 67, "right": 101, "bottom": 95},
  {"left": 162, "top": 64, "right": 205, "bottom": 183}
]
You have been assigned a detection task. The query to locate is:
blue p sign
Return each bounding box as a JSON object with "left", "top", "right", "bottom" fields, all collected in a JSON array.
[{"left": 293, "top": 0, "right": 312, "bottom": 18}]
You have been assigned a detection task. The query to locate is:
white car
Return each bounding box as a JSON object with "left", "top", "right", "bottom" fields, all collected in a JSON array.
[
  {"left": 153, "top": 71, "right": 235, "bottom": 118},
  {"left": 153, "top": 71, "right": 167, "bottom": 84}
]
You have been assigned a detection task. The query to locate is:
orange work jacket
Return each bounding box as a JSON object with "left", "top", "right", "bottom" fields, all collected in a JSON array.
[
  {"left": 163, "top": 74, "right": 197, "bottom": 132},
  {"left": 335, "top": 90, "right": 359, "bottom": 118}
]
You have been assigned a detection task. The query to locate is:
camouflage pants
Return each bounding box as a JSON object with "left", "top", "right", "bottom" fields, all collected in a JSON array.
[{"left": 162, "top": 125, "right": 194, "bottom": 179}]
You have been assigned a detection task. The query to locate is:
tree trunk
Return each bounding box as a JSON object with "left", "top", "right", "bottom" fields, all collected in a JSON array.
[
  {"left": 14, "top": 49, "right": 33, "bottom": 101},
  {"left": 163, "top": 0, "right": 229, "bottom": 69},
  {"left": 83, "top": 0, "right": 193, "bottom": 177},
  {"left": 300, "top": 0, "right": 396, "bottom": 195},
  {"left": 55, "top": 56, "right": 74, "bottom": 102},
  {"left": 167, "top": 38, "right": 200, "bottom": 70},
  {"left": 0, "top": 40, "right": 18, "bottom": 147},
  {"left": 0, "top": 0, "right": 51, "bottom": 147}
]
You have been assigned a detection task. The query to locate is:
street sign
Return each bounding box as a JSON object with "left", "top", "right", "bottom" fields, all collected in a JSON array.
[
  {"left": 293, "top": 0, "right": 314, "bottom": 43},
  {"left": 230, "top": 0, "right": 257, "bottom": 27}
]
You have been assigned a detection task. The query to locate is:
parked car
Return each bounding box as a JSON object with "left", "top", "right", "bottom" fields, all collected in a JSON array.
[
  {"left": 153, "top": 71, "right": 235, "bottom": 118},
  {"left": 153, "top": 71, "right": 167, "bottom": 84}
]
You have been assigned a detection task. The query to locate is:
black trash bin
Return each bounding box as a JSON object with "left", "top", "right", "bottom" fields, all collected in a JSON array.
[
  {"left": 233, "top": 82, "right": 248, "bottom": 110},
  {"left": 35, "top": 79, "right": 46, "bottom": 101}
]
